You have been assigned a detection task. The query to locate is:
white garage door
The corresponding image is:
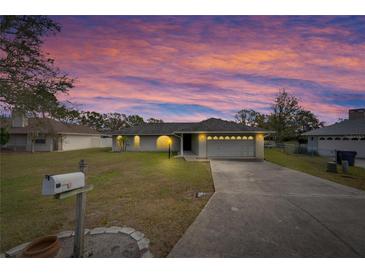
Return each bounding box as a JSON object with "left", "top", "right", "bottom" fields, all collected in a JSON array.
[{"left": 207, "top": 136, "right": 255, "bottom": 158}]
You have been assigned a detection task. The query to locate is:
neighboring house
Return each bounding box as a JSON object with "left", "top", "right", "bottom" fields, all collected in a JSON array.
[
  {"left": 112, "top": 118, "right": 272, "bottom": 160},
  {"left": 1, "top": 113, "right": 112, "bottom": 152},
  {"left": 303, "top": 109, "right": 365, "bottom": 158}
]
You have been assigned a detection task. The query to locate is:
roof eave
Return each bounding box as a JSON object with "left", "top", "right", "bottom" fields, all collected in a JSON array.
[{"left": 112, "top": 130, "right": 275, "bottom": 136}]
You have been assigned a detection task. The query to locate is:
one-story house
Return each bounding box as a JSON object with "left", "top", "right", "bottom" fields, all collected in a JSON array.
[
  {"left": 112, "top": 118, "right": 272, "bottom": 160},
  {"left": 1, "top": 114, "right": 112, "bottom": 152},
  {"left": 303, "top": 109, "right": 365, "bottom": 158}
]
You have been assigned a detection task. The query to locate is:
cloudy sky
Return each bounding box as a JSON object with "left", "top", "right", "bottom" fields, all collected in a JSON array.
[{"left": 45, "top": 16, "right": 365, "bottom": 124}]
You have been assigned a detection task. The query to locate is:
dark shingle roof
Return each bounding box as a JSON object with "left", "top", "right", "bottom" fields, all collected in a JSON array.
[
  {"left": 302, "top": 119, "right": 365, "bottom": 136},
  {"left": 113, "top": 118, "right": 268, "bottom": 135},
  {"left": 1, "top": 118, "right": 100, "bottom": 135}
]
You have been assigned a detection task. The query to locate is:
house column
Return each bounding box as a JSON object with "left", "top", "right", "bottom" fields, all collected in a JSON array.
[
  {"left": 180, "top": 133, "right": 184, "bottom": 156},
  {"left": 255, "top": 133, "right": 264, "bottom": 160}
]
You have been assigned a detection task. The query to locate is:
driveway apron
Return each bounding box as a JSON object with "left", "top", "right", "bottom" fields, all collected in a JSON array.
[{"left": 168, "top": 160, "right": 365, "bottom": 257}]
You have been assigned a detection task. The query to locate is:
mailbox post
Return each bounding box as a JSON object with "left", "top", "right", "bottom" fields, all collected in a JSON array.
[
  {"left": 42, "top": 160, "right": 93, "bottom": 258},
  {"left": 73, "top": 159, "right": 88, "bottom": 258}
]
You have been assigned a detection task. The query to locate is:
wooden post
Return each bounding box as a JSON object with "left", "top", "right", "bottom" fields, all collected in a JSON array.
[
  {"left": 180, "top": 134, "right": 184, "bottom": 157},
  {"left": 73, "top": 159, "right": 88, "bottom": 258}
]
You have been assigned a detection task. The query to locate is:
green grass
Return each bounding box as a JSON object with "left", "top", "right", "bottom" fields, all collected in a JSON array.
[
  {"left": 265, "top": 148, "right": 365, "bottom": 191},
  {"left": 0, "top": 148, "right": 214, "bottom": 257}
]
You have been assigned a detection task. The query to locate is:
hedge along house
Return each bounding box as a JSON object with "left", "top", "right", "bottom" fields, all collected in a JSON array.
[
  {"left": 303, "top": 109, "right": 365, "bottom": 158},
  {"left": 1, "top": 113, "right": 111, "bottom": 152},
  {"left": 112, "top": 118, "right": 273, "bottom": 160}
]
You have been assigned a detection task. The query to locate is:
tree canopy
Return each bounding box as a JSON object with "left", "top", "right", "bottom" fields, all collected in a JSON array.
[
  {"left": 235, "top": 89, "right": 324, "bottom": 142},
  {"left": 0, "top": 16, "right": 74, "bottom": 117}
]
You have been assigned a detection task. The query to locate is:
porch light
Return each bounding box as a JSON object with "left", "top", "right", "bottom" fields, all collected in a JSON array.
[
  {"left": 134, "top": 135, "right": 140, "bottom": 148},
  {"left": 256, "top": 134, "right": 264, "bottom": 141},
  {"left": 199, "top": 134, "right": 206, "bottom": 141},
  {"left": 156, "top": 135, "right": 171, "bottom": 150}
]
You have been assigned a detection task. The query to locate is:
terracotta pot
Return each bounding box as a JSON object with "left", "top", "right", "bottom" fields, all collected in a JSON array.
[{"left": 22, "top": 235, "right": 60, "bottom": 258}]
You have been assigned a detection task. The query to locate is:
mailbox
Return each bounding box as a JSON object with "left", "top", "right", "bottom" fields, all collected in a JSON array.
[{"left": 42, "top": 172, "right": 85, "bottom": 195}]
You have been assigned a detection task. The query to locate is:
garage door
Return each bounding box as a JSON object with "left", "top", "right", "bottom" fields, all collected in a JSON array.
[{"left": 207, "top": 136, "right": 255, "bottom": 158}]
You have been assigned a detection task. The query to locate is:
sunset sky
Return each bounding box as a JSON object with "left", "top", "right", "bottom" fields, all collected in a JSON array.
[{"left": 45, "top": 16, "right": 365, "bottom": 124}]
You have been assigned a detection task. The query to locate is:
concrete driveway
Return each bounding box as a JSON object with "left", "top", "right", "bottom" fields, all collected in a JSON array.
[{"left": 169, "top": 160, "right": 365, "bottom": 257}]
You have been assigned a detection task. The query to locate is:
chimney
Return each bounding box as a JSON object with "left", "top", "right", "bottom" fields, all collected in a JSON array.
[
  {"left": 11, "top": 111, "right": 29, "bottom": 127},
  {"left": 349, "top": 109, "right": 365, "bottom": 120}
]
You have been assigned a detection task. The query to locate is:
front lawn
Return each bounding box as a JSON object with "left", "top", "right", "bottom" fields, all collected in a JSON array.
[
  {"left": 265, "top": 148, "right": 365, "bottom": 191},
  {"left": 0, "top": 148, "right": 214, "bottom": 257}
]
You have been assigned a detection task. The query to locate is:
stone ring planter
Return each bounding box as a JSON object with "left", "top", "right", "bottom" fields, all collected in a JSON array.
[
  {"left": 4, "top": 226, "right": 153, "bottom": 258},
  {"left": 22, "top": 235, "right": 60, "bottom": 258}
]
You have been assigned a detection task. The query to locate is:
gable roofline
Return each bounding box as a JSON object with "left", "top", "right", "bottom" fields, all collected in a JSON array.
[
  {"left": 1, "top": 117, "right": 100, "bottom": 135},
  {"left": 112, "top": 118, "right": 273, "bottom": 136},
  {"left": 302, "top": 119, "right": 365, "bottom": 136}
]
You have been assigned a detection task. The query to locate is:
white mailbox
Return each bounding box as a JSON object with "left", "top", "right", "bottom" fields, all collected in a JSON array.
[{"left": 42, "top": 172, "right": 85, "bottom": 195}]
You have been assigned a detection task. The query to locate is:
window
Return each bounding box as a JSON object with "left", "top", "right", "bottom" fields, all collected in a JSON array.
[
  {"left": 236, "top": 136, "right": 242, "bottom": 140},
  {"left": 242, "top": 136, "right": 247, "bottom": 140},
  {"left": 35, "top": 138, "right": 46, "bottom": 144},
  {"left": 319, "top": 137, "right": 325, "bottom": 140},
  {"left": 207, "top": 136, "right": 212, "bottom": 140},
  {"left": 248, "top": 136, "right": 254, "bottom": 140},
  {"left": 219, "top": 136, "right": 224, "bottom": 140},
  {"left": 230, "top": 136, "right": 236, "bottom": 140},
  {"left": 343, "top": 137, "right": 349, "bottom": 141},
  {"left": 311, "top": 137, "right": 314, "bottom": 141},
  {"left": 361, "top": 137, "right": 365, "bottom": 141},
  {"left": 327, "top": 137, "right": 333, "bottom": 140},
  {"left": 335, "top": 137, "right": 341, "bottom": 140},
  {"left": 351, "top": 137, "right": 358, "bottom": 141},
  {"left": 213, "top": 136, "right": 218, "bottom": 140},
  {"left": 225, "top": 136, "right": 230, "bottom": 140}
]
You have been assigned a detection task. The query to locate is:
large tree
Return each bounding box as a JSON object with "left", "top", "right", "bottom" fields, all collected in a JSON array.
[
  {"left": 269, "top": 89, "right": 302, "bottom": 141},
  {"left": 0, "top": 16, "right": 74, "bottom": 117},
  {"left": 295, "top": 109, "right": 324, "bottom": 136},
  {"left": 234, "top": 109, "right": 268, "bottom": 128}
]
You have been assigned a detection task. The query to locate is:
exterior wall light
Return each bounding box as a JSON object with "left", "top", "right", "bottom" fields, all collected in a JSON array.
[{"left": 134, "top": 135, "right": 140, "bottom": 148}]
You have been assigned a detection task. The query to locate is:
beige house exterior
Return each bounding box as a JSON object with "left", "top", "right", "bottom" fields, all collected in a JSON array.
[
  {"left": 303, "top": 109, "right": 365, "bottom": 158},
  {"left": 112, "top": 118, "right": 271, "bottom": 160},
  {"left": 1, "top": 114, "right": 111, "bottom": 152}
]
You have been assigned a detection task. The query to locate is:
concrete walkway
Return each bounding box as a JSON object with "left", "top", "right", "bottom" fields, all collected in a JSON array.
[{"left": 169, "top": 160, "right": 365, "bottom": 257}]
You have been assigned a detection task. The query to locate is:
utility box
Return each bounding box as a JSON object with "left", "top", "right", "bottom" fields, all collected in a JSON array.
[{"left": 42, "top": 172, "right": 85, "bottom": 195}]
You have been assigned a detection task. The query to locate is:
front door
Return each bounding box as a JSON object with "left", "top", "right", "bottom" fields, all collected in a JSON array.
[{"left": 183, "top": 134, "right": 192, "bottom": 151}]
